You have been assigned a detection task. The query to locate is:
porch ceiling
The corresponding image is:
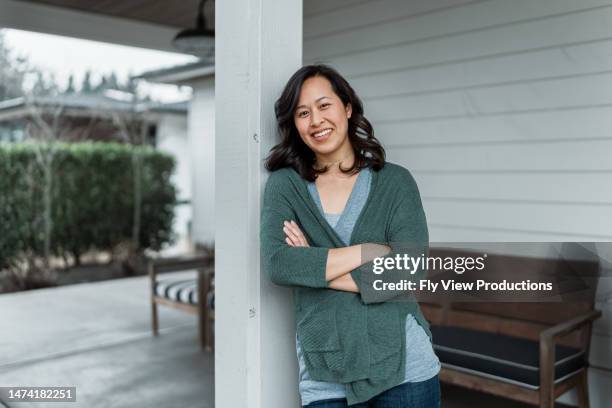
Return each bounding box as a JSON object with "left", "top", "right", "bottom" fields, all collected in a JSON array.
[{"left": 21, "top": 0, "right": 203, "bottom": 29}]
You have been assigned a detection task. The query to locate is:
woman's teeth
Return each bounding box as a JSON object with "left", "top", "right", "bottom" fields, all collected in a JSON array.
[{"left": 313, "top": 129, "right": 332, "bottom": 138}]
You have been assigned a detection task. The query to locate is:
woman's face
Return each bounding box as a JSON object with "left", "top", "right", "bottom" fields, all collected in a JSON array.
[{"left": 293, "top": 76, "right": 352, "bottom": 159}]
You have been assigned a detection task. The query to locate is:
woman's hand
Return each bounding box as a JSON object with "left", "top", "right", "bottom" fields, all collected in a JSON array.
[
  {"left": 283, "top": 219, "right": 367, "bottom": 293},
  {"left": 283, "top": 220, "right": 310, "bottom": 247}
]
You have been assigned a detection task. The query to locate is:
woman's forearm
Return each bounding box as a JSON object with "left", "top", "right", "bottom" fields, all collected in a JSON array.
[
  {"left": 328, "top": 272, "right": 359, "bottom": 292},
  {"left": 325, "top": 243, "right": 391, "bottom": 281},
  {"left": 325, "top": 245, "right": 362, "bottom": 281}
]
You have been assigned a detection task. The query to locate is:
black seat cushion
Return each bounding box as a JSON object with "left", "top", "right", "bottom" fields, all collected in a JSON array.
[{"left": 430, "top": 325, "right": 586, "bottom": 388}]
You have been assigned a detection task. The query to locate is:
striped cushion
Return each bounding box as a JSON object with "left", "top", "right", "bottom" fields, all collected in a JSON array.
[
  {"left": 207, "top": 292, "right": 215, "bottom": 310},
  {"left": 208, "top": 276, "right": 215, "bottom": 310},
  {"left": 154, "top": 273, "right": 214, "bottom": 308}
]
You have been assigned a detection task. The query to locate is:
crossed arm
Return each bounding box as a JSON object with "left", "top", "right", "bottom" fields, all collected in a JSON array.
[
  {"left": 262, "top": 170, "right": 427, "bottom": 302},
  {"left": 282, "top": 219, "right": 390, "bottom": 293}
]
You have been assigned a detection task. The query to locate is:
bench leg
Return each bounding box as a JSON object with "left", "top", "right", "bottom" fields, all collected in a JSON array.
[
  {"left": 198, "top": 305, "right": 208, "bottom": 351},
  {"left": 199, "top": 308, "right": 215, "bottom": 352},
  {"left": 198, "top": 269, "right": 213, "bottom": 352},
  {"left": 540, "top": 338, "right": 555, "bottom": 408},
  {"left": 149, "top": 261, "right": 159, "bottom": 337},
  {"left": 577, "top": 370, "right": 589, "bottom": 408},
  {"left": 151, "top": 299, "right": 159, "bottom": 336},
  {"left": 206, "top": 315, "right": 214, "bottom": 352},
  {"left": 539, "top": 394, "right": 554, "bottom": 408}
]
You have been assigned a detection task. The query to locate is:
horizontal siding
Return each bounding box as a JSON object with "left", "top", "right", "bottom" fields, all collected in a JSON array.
[
  {"left": 350, "top": 39, "right": 612, "bottom": 100},
  {"left": 304, "top": 0, "right": 374, "bottom": 18},
  {"left": 427, "top": 224, "right": 612, "bottom": 242},
  {"left": 377, "top": 106, "right": 612, "bottom": 146},
  {"left": 305, "top": 0, "right": 612, "bottom": 66},
  {"left": 304, "top": 0, "right": 612, "bottom": 404},
  {"left": 422, "top": 200, "right": 612, "bottom": 238},
  {"left": 416, "top": 173, "right": 612, "bottom": 204},
  {"left": 386, "top": 139, "right": 612, "bottom": 171},
  {"left": 305, "top": 0, "right": 476, "bottom": 39},
  {"left": 366, "top": 73, "right": 612, "bottom": 122}
]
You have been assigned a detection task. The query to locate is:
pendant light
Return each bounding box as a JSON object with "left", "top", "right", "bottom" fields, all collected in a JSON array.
[{"left": 172, "top": 0, "right": 215, "bottom": 58}]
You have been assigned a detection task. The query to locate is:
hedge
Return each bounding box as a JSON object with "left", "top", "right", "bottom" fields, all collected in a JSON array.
[{"left": 0, "top": 141, "right": 177, "bottom": 268}]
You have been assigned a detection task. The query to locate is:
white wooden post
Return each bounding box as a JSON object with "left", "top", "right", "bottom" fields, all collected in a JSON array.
[
  {"left": 188, "top": 78, "right": 216, "bottom": 246},
  {"left": 215, "top": 0, "right": 303, "bottom": 407}
]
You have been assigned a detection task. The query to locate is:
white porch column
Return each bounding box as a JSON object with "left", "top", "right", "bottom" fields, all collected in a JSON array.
[
  {"left": 188, "top": 78, "right": 215, "bottom": 246},
  {"left": 216, "top": 0, "right": 302, "bottom": 407}
]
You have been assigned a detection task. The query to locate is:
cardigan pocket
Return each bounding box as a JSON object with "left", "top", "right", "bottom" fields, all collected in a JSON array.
[
  {"left": 367, "top": 303, "right": 402, "bottom": 365},
  {"left": 297, "top": 296, "right": 344, "bottom": 376},
  {"left": 297, "top": 297, "right": 341, "bottom": 351}
]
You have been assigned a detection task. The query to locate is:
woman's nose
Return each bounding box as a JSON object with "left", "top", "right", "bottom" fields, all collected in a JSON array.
[{"left": 310, "top": 110, "right": 323, "bottom": 126}]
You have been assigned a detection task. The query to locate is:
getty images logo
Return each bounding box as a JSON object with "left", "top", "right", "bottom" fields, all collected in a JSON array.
[{"left": 372, "top": 253, "right": 488, "bottom": 275}]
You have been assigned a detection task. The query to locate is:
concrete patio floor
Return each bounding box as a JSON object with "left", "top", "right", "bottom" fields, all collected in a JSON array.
[
  {"left": 0, "top": 271, "right": 214, "bottom": 408},
  {"left": 0, "top": 272, "right": 571, "bottom": 407}
]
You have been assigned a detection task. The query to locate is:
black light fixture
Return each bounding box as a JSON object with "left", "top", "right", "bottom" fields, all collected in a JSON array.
[{"left": 173, "top": 0, "right": 215, "bottom": 58}]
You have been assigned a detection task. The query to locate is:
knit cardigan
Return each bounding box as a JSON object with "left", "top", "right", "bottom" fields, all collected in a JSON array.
[{"left": 260, "top": 162, "right": 431, "bottom": 404}]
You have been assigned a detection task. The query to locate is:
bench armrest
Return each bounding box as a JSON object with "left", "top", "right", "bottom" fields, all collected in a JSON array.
[
  {"left": 148, "top": 253, "right": 212, "bottom": 280},
  {"left": 149, "top": 254, "right": 213, "bottom": 274},
  {"left": 540, "top": 310, "right": 602, "bottom": 341},
  {"left": 539, "top": 309, "right": 601, "bottom": 402}
]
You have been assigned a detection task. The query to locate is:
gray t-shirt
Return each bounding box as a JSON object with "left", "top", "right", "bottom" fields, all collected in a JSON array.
[{"left": 296, "top": 166, "right": 440, "bottom": 406}]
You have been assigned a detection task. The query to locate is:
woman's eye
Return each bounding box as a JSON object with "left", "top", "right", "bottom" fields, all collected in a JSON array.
[
  {"left": 297, "top": 111, "right": 309, "bottom": 118},
  {"left": 320, "top": 103, "right": 330, "bottom": 109}
]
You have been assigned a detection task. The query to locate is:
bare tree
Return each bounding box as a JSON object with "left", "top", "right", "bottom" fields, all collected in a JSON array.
[
  {"left": 22, "top": 97, "right": 67, "bottom": 281},
  {"left": 0, "top": 32, "right": 65, "bottom": 288},
  {"left": 98, "top": 91, "right": 152, "bottom": 273}
]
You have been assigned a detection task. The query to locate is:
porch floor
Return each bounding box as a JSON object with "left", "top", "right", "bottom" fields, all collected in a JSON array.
[{"left": 0, "top": 273, "right": 567, "bottom": 407}]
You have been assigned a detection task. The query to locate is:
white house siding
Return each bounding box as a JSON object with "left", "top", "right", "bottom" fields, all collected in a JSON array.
[
  {"left": 304, "top": 0, "right": 612, "bottom": 406},
  {"left": 155, "top": 113, "right": 192, "bottom": 249},
  {"left": 187, "top": 77, "right": 215, "bottom": 246}
]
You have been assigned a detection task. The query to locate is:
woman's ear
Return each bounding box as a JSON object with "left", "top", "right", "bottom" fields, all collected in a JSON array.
[{"left": 346, "top": 103, "right": 352, "bottom": 119}]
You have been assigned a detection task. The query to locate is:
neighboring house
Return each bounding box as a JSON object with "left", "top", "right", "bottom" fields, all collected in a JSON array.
[
  {"left": 0, "top": 92, "right": 186, "bottom": 144},
  {"left": 135, "top": 60, "right": 215, "bottom": 248},
  {"left": 0, "top": 91, "right": 192, "bottom": 246}
]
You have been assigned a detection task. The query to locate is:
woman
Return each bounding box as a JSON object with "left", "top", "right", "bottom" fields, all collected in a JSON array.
[{"left": 260, "top": 65, "right": 441, "bottom": 407}]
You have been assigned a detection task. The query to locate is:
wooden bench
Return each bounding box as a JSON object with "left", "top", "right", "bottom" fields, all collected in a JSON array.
[
  {"left": 148, "top": 253, "right": 215, "bottom": 351},
  {"left": 421, "top": 247, "right": 601, "bottom": 408}
]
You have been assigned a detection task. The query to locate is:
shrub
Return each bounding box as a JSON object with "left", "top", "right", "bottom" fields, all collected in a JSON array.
[{"left": 0, "top": 141, "right": 177, "bottom": 270}]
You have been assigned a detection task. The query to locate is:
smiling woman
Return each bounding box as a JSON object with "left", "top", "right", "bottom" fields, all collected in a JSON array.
[
  {"left": 261, "top": 64, "right": 441, "bottom": 408},
  {"left": 293, "top": 77, "right": 352, "bottom": 151},
  {"left": 265, "top": 64, "right": 385, "bottom": 182}
]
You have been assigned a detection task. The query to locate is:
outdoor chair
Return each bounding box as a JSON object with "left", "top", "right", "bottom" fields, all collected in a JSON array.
[
  {"left": 421, "top": 248, "right": 601, "bottom": 408},
  {"left": 148, "top": 253, "right": 215, "bottom": 351}
]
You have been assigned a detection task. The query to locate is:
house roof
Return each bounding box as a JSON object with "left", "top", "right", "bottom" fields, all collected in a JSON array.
[
  {"left": 135, "top": 60, "right": 215, "bottom": 85},
  {"left": 0, "top": 92, "right": 188, "bottom": 122},
  {"left": 19, "top": 0, "right": 208, "bottom": 29}
]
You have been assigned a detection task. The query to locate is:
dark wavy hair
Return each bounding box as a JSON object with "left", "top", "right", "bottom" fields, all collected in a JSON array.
[{"left": 264, "top": 64, "right": 385, "bottom": 181}]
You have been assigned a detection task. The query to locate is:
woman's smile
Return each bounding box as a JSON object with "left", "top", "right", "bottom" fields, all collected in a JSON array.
[{"left": 311, "top": 128, "right": 333, "bottom": 142}]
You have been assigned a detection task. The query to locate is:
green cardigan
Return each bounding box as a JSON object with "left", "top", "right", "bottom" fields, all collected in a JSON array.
[{"left": 260, "top": 162, "right": 431, "bottom": 404}]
